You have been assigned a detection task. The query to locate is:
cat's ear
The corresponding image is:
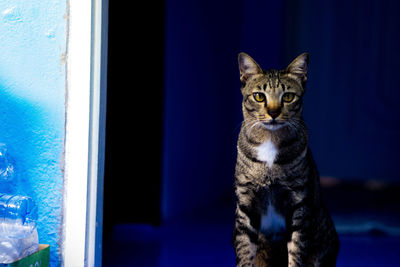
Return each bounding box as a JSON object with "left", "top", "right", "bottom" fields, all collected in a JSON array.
[
  {"left": 238, "top": 52, "right": 263, "bottom": 85},
  {"left": 286, "top": 52, "right": 309, "bottom": 84}
]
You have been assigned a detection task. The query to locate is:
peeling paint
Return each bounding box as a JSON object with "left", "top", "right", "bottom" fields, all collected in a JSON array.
[
  {"left": 46, "top": 27, "right": 56, "bottom": 39},
  {"left": 2, "top": 6, "right": 23, "bottom": 24},
  {"left": 60, "top": 52, "right": 67, "bottom": 66}
]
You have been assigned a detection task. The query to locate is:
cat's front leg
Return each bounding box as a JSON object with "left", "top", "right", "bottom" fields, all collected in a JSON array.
[
  {"left": 287, "top": 206, "right": 310, "bottom": 267},
  {"left": 287, "top": 230, "right": 307, "bottom": 267},
  {"left": 233, "top": 204, "right": 259, "bottom": 267}
]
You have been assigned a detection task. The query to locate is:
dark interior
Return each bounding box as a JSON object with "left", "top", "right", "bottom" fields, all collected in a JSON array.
[
  {"left": 103, "top": 0, "right": 400, "bottom": 265},
  {"left": 103, "top": 0, "right": 165, "bottom": 231}
]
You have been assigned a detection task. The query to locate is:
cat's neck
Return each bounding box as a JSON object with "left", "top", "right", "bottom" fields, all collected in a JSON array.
[{"left": 240, "top": 120, "right": 308, "bottom": 165}]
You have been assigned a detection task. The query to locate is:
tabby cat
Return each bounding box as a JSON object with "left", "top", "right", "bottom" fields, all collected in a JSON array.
[{"left": 233, "top": 52, "right": 339, "bottom": 267}]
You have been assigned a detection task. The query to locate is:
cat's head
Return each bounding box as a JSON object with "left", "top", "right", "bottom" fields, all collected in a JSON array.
[{"left": 238, "top": 52, "right": 309, "bottom": 131}]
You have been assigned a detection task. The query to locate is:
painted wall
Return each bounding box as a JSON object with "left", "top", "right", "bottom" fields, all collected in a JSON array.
[
  {"left": 283, "top": 0, "right": 400, "bottom": 181},
  {"left": 162, "top": 0, "right": 284, "bottom": 219},
  {"left": 162, "top": 0, "right": 400, "bottom": 220},
  {"left": 0, "top": 0, "right": 66, "bottom": 265}
]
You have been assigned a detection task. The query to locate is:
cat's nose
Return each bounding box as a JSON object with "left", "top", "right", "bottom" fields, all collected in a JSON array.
[{"left": 267, "top": 108, "right": 281, "bottom": 119}]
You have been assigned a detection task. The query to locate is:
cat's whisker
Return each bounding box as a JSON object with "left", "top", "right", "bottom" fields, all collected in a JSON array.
[
  {"left": 245, "top": 121, "right": 261, "bottom": 136},
  {"left": 292, "top": 118, "right": 307, "bottom": 133},
  {"left": 233, "top": 120, "right": 245, "bottom": 133},
  {"left": 233, "top": 119, "right": 258, "bottom": 134}
]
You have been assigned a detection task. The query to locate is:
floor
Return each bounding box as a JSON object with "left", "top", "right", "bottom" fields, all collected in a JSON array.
[{"left": 103, "top": 183, "right": 400, "bottom": 266}]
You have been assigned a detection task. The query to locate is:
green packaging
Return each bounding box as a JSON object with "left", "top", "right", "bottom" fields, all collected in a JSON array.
[{"left": 0, "top": 245, "right": 49, "bottom": 267}]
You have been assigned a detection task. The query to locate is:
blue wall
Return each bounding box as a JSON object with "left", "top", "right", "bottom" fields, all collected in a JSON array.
[
  {"left": 162, "top": 0, "right": 284, "bottom": 219},
  {"left": 162, "top": 0, "right": 240, "bottom": 219},
  {"left": 162, "top": 0, "right": 400, "bottom": 219},
  {"left": 283, "top": 0, "right": 400, "bottom": 181},
  {"left": 0, "top": 1, "right": 66, "bottom": 265}
]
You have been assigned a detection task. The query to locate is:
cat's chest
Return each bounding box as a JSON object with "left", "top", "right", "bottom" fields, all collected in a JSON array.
[
  {"left": 256, "top": 139, "right": 278, "bottom": 167},
  {"left": 260, "top": 202, "right": 286, "bottom": 240}
]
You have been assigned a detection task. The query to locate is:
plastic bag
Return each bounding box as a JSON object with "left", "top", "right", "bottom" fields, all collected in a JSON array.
[{"left": 0, "top": 228, "right": 39, "bottom": 263}]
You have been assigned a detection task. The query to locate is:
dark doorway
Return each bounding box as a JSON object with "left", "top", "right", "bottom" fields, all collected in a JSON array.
[{"left": 103, "top": 0, "right": 165, "bottom": 236}]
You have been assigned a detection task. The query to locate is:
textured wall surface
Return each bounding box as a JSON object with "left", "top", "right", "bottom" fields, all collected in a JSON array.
[{"left": 0, "top": 0, "right": 66, "bottom": 265}]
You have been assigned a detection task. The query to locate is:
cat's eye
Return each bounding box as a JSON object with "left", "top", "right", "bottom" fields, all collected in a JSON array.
[
  {"left": 253, "top": 93, "right": 265, "bottom": 102},
  {"left": 283, "top": 93, "right": 295, "bottom": 103}
]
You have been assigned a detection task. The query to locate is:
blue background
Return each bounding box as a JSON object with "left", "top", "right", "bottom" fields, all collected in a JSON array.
[
  {"left": 103, "top": 0, "right": 400, "bottom": 266},
  {"left": 161, "top": 0, "right": 400, "bottom": 219}
]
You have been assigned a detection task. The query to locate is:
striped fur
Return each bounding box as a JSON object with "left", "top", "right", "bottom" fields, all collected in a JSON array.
[{"left": 233, "top": 53, "right": 339, "bottom": 267}]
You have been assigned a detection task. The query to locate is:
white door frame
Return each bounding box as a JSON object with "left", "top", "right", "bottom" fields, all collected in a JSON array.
[{"left": 63, "top": 0, "right": 108, "bottom": 266}]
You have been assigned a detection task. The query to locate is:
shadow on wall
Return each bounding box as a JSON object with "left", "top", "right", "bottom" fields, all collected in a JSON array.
[
  {"left": 0, "top": 84, "right": 64, "bottom": 266},
  {"left": 161, "top": 0, "right": 286, "bottom": 221},
  {"left": 283, "top": 0, "right": 400, "bottom": 180}
]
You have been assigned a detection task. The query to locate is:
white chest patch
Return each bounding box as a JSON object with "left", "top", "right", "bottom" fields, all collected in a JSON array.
[
  {"left": 260, "top": 203, "right": 286, "bottom": 237},
  {"left": 256, "top": 139, "right": 278, "bottom": 167}
]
